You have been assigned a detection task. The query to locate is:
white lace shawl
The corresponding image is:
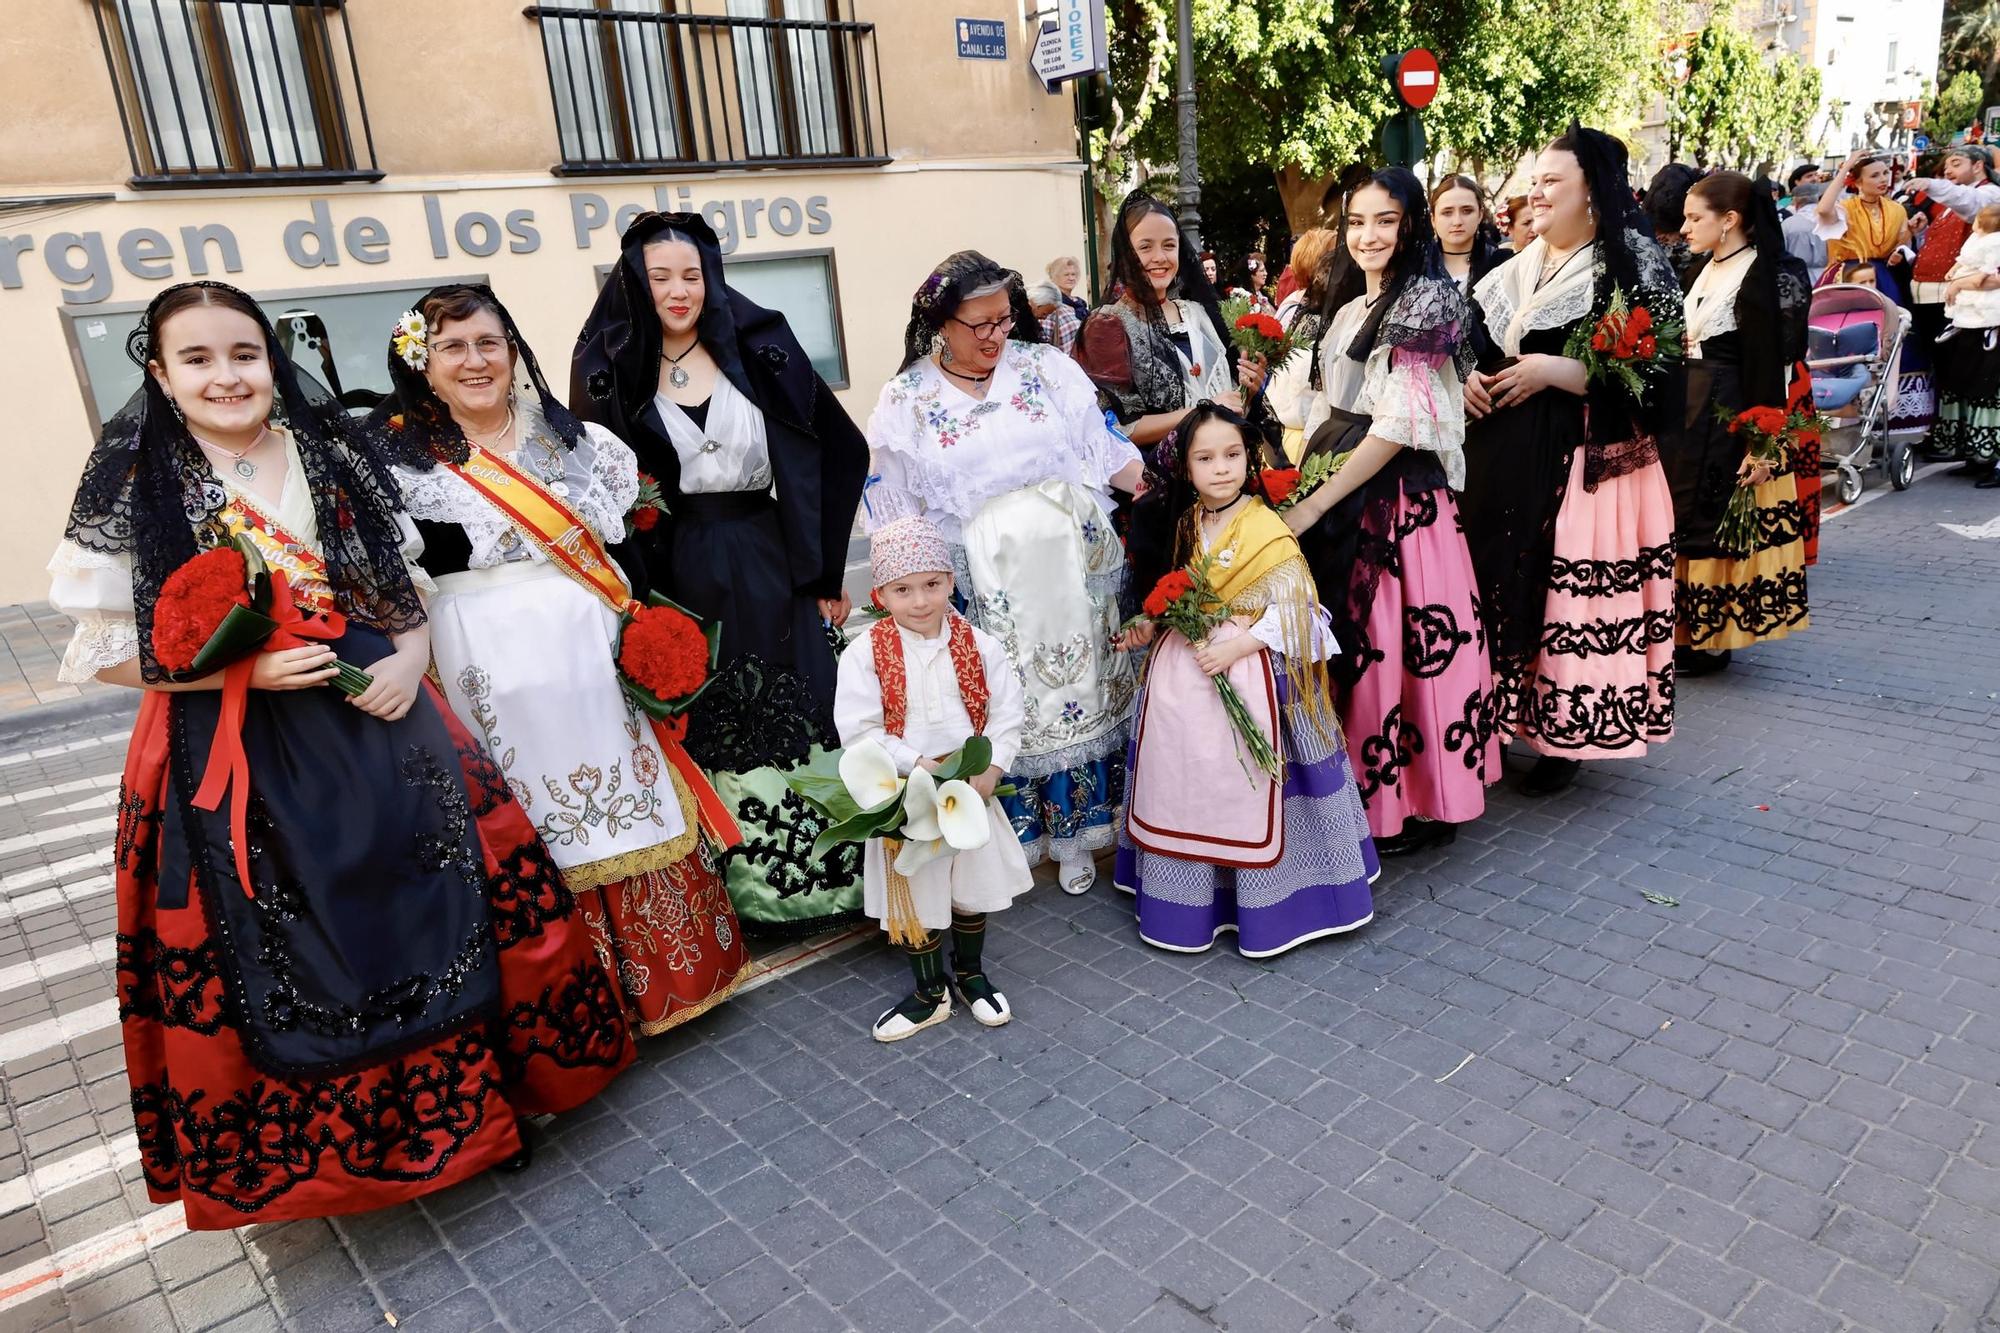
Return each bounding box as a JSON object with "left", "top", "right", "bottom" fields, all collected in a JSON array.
[
  {"left": 863, "top": 340, "right": 1140, "bottom": 542},
  {"left": 393, "top": 402, "right": 640, "bottom": 573},
  {"left": 1683, "top": 247, "right": 1754, "bottom": 353},
  {"left": 1474, "top": 239, "right": 1598, "bottom": 356}
]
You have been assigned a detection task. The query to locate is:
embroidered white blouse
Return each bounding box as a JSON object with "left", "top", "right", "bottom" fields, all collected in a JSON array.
[
  {"left": 862, "top": 340, "right": 1141, "bottom": 544},
  {"left": 832, "top": 619, "right": 1026, "bottom": 777},
  {"left": 49, "top": 429, "right": 426, "bottom": 684},
  {"left": 1304, "top": 293, "right": 1469, "bottom": 490},
  {"left": 392, "top": 402, "right": 639, "bottom": 572}
]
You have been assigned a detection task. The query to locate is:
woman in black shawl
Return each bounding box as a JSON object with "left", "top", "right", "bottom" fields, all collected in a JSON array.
[
  {"left": 1460, "top": 127, "right": 1685, "bottom": 796},
  {"left": 1669, "top": 172, "right": 1813, "bottom": 673},
  {"left": 48, "top": 281, "right": 632, "bottom": 1229},
  {"left": 572, "top": 213, "right": 870, "bottom": 938}
]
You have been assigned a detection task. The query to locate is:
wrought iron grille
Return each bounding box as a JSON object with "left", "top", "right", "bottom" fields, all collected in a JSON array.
[
  {"left": 525, "top": 3, "right": 890, "bottom": 174},
  {"left": 91, "top": 0, "right": 381, "bottom": 187}
]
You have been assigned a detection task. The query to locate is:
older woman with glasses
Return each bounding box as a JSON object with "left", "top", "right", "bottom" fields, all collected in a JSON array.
[{"left": 865, "top": 251, "right": 1144, "bottom": 896}]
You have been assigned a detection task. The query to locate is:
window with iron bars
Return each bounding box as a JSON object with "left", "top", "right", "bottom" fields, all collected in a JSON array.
[
  {"left": 91, "top": 0, "right": 381, "bottom": 187},
  {"left": 528, "top": 0, "right": 889, "bottom": 174}
]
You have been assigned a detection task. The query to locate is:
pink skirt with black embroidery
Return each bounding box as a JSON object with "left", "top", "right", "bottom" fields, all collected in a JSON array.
[{"left": 1499, "top": 451, "right": 1677, "bottom": 759}]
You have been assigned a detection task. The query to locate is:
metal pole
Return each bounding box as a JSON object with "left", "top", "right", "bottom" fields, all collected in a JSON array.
[
  {"left": 1077, "top": 80, "right": 1103, "bottom": 303},
  {"left": 1174, "top": 0, "right": 1202, "bottom": 250}
]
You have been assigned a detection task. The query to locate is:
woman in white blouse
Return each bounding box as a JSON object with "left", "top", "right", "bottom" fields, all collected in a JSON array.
[
  {"left": 1285, "top": 169, "right": 1500, "bottom": 857},
  {"left": 865, "top": 252, "right": 1143, "bottom": 896},
  {"left": 371, "top": 283, "right": 747, "bottom": 1037}
]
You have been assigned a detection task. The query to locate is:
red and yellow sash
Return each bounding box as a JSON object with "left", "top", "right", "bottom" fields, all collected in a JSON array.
[
  {"left": 220, "top": 493, "right": 335, "bottom": 612},
  {"left": 444, "top": 445, "right": 741, "bottom": 849},
  {"left": 870, "top": 614, "right": 989, "bottom": 739}
]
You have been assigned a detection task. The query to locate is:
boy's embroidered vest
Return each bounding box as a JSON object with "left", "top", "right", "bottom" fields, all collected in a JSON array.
[{"left": 871, "top": 614, "right": 988, "bottom": 737}]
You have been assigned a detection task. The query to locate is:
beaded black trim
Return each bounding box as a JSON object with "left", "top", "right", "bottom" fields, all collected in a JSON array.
[
  {"left": 493, "top": 960, "right": 631, "bottom": 1082},
  {"left": 118, "top": 931, "right": 229, "bottom": 1034},
  {"left": 486, "top": 839, "right": 575, "bottom": 949}
]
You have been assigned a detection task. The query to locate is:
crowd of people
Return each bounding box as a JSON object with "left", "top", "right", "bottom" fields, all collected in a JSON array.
[{"left": 48, "top": 120, "right": 1983, "bottom": 1232}]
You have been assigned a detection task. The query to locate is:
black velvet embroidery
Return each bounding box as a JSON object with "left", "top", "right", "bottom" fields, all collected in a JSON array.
[
  {"left": 128, "top": 1029, "right": 497, "bottom": 1215},
  {"left": 1677, "top": 569, "right": 1810, "bottom": 645},
  {"left": 119, "top": 931, "right": 229, "bottom": 1034},
  {"left": 455, "top": 738, "right": 512, "bottom": 819},
  {"left": 1497, "top": 666, "right": 1676, "bottom": 753},
  {"left": 727, "top": 788, "right": 866, "bottom": 907},
  {"left": 493, "top": 961, "right": 631, "bottom": 1081},
  {"left": 1403, "top": 604, "right": 1473, "bottom": 680},
  {"left": 1442, "top": 686, "right": 1499, "bottom": 778},
  {"left": 1546, "top": 543, "right": 1677, "bottom": 596},
  {"left": 115, "top": 787, "right": 161, "bottom": 873},
  {"left": 1354, "top": 704, "right": 1422, "bottom": 801},
  {"left": 486, "top": 840, "right": 575, "bottom": 949},
  {"left": 1538, "top": 609, "right": 1677, "bottom": 658},
  {"left": 684, "top": 655, "right": 837, "bottom": 774}
]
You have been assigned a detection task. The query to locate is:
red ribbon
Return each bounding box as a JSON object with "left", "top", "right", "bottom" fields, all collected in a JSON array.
[
  {"left": 190, "top": 572, "right": 347, "bottom": 899},
  {"left": 650, "top": 714, "right": 743, "bottom": 852}
]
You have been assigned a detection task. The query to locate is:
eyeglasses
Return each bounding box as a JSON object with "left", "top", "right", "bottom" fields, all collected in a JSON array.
[
  {"left": 432, "top": 335, "right": 510, "bottom": 364},
  {"left": 949, "top": 314, "right": 1015, "bottom": 340}
]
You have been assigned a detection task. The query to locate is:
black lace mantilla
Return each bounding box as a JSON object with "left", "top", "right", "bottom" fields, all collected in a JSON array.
[
  {"left": 685, "top": 655, "right": 837, "bottom": 773},
  {"left": 64, "top": 284, "right": 424, "bottom": 682}
]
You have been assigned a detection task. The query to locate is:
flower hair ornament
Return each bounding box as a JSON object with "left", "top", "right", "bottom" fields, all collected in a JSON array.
[{"left": 392, "top": 310, "right": 428, "bottom": 371}]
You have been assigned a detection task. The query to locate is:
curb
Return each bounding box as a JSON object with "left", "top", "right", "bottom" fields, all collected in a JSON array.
[{"left": 0, "top": 693, "right": 135, "bottom": 749}]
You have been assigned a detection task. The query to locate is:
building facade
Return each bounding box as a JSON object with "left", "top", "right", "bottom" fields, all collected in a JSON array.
[{"left": 0, "top": 0, "right": 1088, "bottom": 603}]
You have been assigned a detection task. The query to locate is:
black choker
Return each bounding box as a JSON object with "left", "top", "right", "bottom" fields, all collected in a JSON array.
[
  {"left": 1443, "top": 246, "right": 1475, "bottom": 256},
  {"left": 1201, "top": 495, "right": 1246, "bottom": 516},
  {"left": 941, "top": 364, "right": 991, "bottom": 385}
]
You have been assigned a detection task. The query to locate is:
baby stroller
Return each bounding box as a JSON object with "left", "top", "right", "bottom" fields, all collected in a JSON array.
[{"left": 1806, "top": 283, "right": 1915, "bottom": 502}]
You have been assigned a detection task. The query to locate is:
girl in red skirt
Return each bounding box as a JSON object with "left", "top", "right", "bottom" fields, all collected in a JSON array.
[{"left": 48, "top": 281, "right": 634, "bottom": 1230}]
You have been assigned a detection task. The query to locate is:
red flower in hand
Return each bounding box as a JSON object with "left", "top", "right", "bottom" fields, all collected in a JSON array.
[
  {"left": 1143, "top": 570, "right": 1195, "bottom": 619},
  {"left": 1636, "top": 335, "right": 1657, "bottom": 359},
  {"left": 1259, "top": 468, "right": 1301, "bottom": 507},
  {"left": 618, "top": 603, "right": 709, "bottom": 701},
  {"left": 153, "top": 547, "right": 251, "bottom": 672},
  {"left": 1628, "top": 306, "right": 1653, "bottom": 335}
]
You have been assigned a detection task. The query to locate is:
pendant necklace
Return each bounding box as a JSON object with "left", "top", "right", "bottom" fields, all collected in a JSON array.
[
  {"left": 196, "top": 427, "right": 269, "bottom": 482},
  {"left": 662, "top": 338, "right": 698, "bottom": 389}
]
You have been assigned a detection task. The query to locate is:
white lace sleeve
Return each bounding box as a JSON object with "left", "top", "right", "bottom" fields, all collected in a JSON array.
[
  {"left": 861, "top": 374, "right": 924, "bottom": 532},
  {"left": 1814, "top": 202, "right": 1850, "bottom": 243},
  {"left": 1360, "top": 343, "right": 1467, "bottom": 490},
  {"left": 395, "top": 513, "right": 436, "bottom": 598},
  {"left": 1269, "top": 346, "right": 1314, "bottom": 430},
  {"left": 47, "top": 540, "right": 138, "bottom": 683},
  {"left": 577, "top": 424, "right": 642, "bottom": 541},
  {"left": 1045, "top": 347, "right": 1140, "bottom": 492}
]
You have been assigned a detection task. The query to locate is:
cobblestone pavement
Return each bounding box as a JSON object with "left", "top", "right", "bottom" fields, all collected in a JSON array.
[{"left": 1, "top": 473, "right": 1998, "bottom": 1333}]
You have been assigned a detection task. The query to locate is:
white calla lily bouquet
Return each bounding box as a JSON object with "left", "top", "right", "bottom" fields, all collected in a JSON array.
[{"left": 787, "top": 737, "right": 998, "bottom": 943}]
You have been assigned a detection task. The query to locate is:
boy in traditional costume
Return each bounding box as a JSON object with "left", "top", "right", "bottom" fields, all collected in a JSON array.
[{"left": 833, "top": 516, "right": 1033, "bottom": 1041}]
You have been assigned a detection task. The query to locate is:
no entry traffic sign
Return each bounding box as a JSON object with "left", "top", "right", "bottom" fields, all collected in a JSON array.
[{"left": 1390, "top": 48, "right": 1440, "bottom": 110}]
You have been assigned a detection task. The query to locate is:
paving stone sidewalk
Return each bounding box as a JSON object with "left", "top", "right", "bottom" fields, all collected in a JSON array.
[{"left": 1, "top": 474, "right": 1998, "bottom": 1332}]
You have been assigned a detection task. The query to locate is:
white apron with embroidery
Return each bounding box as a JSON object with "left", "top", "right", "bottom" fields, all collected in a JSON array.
[{"left": 394, "top": 405, "right": 691, "bottom": 887}]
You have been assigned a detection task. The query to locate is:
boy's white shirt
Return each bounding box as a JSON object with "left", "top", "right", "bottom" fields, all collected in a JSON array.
[{"left": 833, "top": 613, "right": 1026, "bottom": 776}]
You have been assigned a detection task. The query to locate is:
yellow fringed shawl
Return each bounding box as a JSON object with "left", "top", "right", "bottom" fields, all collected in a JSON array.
[
  {"left": 1828, "top": 196, "right": 1908, "bottom": 264},
  {"left": 1177, "top": 498, "right": 1341, "bottom": 742}
]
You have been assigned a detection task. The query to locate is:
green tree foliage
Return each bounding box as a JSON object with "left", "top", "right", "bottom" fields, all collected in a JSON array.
[
  {"left": 1096, "top": 0, "right": 1658, "bottom": 231},
  {"left": 1669, "top": 18, "right": 1823, "bottom": 167},
  {"left": 1924, "top": 68, "right": 1988, "bottom": 142},
  {"left": 1942, "top": 0, "right": 2000, "bottom": 111}
]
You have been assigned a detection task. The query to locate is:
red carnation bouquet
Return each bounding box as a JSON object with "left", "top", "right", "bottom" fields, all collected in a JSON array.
[
  {"left": 616, "top": 594, "right": 720, "bottom": 720},
  {"left": 1255, "top": 449, "right": 1341, "bottom": 513},
  {"left": 1565, "top": 285, "right": 1684, "bottom": 398},
  {"left": 153, "top": 537, "right": 371, "bottom": 694},
  {"left": 1714, "top": 406, "right": 1792, "bottom": 554},
  {"left": 625, "top": 472, "right": 666, "bottom": 538},
  {"left": 1129, "top": 556, "right": 1281, "bottom": 778},
  {"left": 1219, "top": 294, "right": 1307, "bottom": 363}
]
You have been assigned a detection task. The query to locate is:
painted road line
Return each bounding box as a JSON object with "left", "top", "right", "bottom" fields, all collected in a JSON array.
[
  {"left": 0, "top": 937, "right": 117, "bottom": 995},
  {"left": 0, "top": 733, "right": 124, "bottom": 770},
  {"left": 0, "top": 1133, "right": 141, "bottom": 1219},
  {"left": 0, "top": 771, "right": 120, "bottom": 811},
  {"left": 4, "top": 848, "right": 114, "bottom": 897},
  {"left": 0, "top": 874, "right": 115, "bottom": 925},
  {"left": 0, "top": 1205, "right": 186, "bottom": 1314},
  {"left": 0, "top": 815, "right": 116, "bottom": 860},
  {"left": 0, "top": 997, "right": 119, "bottom": 1065}
]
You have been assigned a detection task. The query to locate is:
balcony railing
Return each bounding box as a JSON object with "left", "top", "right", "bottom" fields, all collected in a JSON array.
[
  {"left": 91, "top": 0, "right": 381, "bottom": 188},
  {"left": 525, "top": 5, "right": 890, "bottom": 174}
]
